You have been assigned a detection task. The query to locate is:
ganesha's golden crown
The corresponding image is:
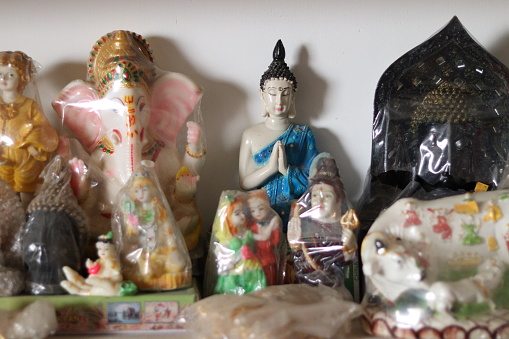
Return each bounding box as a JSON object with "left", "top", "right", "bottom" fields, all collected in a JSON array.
[
  {"left": 448, "top": 251, "right": 481, "bottom": 268},
  {"left": 87, "top": 30, "right": 157, "bottom": 97}
]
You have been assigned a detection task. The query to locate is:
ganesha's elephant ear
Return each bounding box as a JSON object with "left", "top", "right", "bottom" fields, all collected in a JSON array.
[
  {"left": 149, "top": 72, "right": 203, "bottom": 145},
  {"left": 52, "top": 80, "right": 103, "bottom": 152}
]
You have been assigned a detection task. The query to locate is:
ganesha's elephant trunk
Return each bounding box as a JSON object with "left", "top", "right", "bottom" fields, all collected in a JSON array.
[
  {"left": 118, "top": 128, "right": 145, "bottom": 183},
  {"left": 96, "top": 124, "right": 145, "bottom": 210}
]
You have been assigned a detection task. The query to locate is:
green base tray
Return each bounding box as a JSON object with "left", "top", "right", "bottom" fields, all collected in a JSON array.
[{"left": 0, "top": 281, "right": 200, "bottom": 334}]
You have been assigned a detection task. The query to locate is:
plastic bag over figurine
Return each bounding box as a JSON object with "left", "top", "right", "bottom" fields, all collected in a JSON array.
[
  {"left": 22, "top": 155, "right": 89, "bottom": 295},
  {"left": 112, "top": 160, "right": 191, "bottom": 291},
  {"left": 287, "top": 153, "right": 359, "bottom": 297},
  {"left": 0, "top": 178, "right": 25, "bottom": 296},
  {"left": 52, "top": 31, "right": 205, "bottom": 253},
  {"left": 357, "top": 17, "right": 509, "bottom": 240},
  {"left": 204, "top": 189, "right": 285, "bottom": 296},
  {"left": 239, "top": 40, "right": 319, "bottom": 226},
  {"left": 361, "top": 190, "right": 509, "bottom": 338},
  {"left": 0, "top": 51, "right": 58, "bottom": 208}
]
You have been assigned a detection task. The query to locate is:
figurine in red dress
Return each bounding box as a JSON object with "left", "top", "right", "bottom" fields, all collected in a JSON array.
[{"left": 247, "top": 190, "right": 282, "bottom": 285}]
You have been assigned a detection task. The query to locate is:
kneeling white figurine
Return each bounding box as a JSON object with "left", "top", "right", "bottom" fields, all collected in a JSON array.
[{"left": 61, "top": 232, "right": 137, "bottom": 296}]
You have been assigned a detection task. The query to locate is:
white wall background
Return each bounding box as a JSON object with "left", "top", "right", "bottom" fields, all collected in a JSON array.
[{"left": 4, "top": 0, "right": 509, "bottom": 232}]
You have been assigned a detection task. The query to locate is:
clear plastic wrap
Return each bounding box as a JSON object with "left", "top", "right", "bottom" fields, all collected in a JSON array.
[
  {"left": 112, "top": 160, "right": 192, "bottom": 291},
  {"left": 287, "top": 153, "right": 359, "bottom": 291},
  {"left": 204, "top": 189, "right": 285, "bottom": 296},
  {"left": 22, "top": 155, "right": 89, "bottom": 295},
  {"left": 361, "top": 190, "right": 509, "bottom": 338},
  {"left": 0, "top": 51, "right": 59, "bottom": 207},
  {"left": 357, "top": 16, "right": 509, "bottom": 240},
  {"left": 52, "top": 30, "right": 206, "bottom": 254},
  {"left": 357, "top": 17, "right": 509, "bottom": 337},
  {"left": 177, "top": 284, "right": 363, "bottom": 339},
  {"left": 0, "top": 179, "right": 25, "bottom": 296}
]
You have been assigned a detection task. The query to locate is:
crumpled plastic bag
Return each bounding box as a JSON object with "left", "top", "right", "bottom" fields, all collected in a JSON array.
[{"left": 177, "top": 284, "right": 363, "bottom": 339}]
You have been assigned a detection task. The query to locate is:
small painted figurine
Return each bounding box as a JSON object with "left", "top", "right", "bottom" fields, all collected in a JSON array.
[
  {"left": 61, "top": 232, "right": 137, "bottom": 296},
  {"left": 0, "top": 179, "right": 25, "bottom": 296},
  {"left": 239, "top": 40, "right": 319, "bottom": 226},
  {"left": 0, "top": 51, "right": 58, "bottom": 207},
  {"left": 205, "top": 190, "right": 267, "bottom": 296},
  {"left": 288, "top": 153, "right": 359, "bottom": 290},
  {"left": 22, "top": 155, "right": 89, "bottom": 295},
  {"left": 247, "top": 190, "right": 283, "bottom": 285},
  {"left": 112, "top": 160, "right": 191, "bottom": 291},
  {"left": 52, "top": 31, "right": 205, "bottom": 251}
]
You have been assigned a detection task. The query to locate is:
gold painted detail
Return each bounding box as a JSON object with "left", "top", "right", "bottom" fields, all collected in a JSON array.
[
  {"left": 185, "top": 144, "right": 206, "bottom": 158},
  {"left": 487, "top": 236, "right": 499, "bottom": 251},
  {"left": 448, "top": 251, "right": 481, "bottom": 268},
  {"left": 411, "top": 81, "right": 480, "bottom": 129},
  {"left": 88, "top": 30, "right": 156, "bottom": 97},
  {"left": 474, "top": 182, "right": 489, "bottom": 192},
  {"left": 97, "top": 137, "right": 114, "bottom": 155},
  {"left": 454, "top": 200, "right": 479, "bottom": 214},
  {"left": 483, "top": 204, "right": 502, "bottom": 222}
]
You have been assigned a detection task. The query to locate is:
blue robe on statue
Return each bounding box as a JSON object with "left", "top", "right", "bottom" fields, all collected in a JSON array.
[{"left": 253, "top": 124, "right": 318, "bottom": 228}]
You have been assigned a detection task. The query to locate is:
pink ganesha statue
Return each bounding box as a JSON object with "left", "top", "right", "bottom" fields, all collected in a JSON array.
[{"left": 52, "top": 31, "right": 205, "bottom": 251}]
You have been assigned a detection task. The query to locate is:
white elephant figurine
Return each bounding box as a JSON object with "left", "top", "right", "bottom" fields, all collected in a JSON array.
[
  {"left": 361, "top": 190, "right": 509, "bottom": 338},
  {"left": 52, "top": 31, "right": 206, "bottom": 250}
]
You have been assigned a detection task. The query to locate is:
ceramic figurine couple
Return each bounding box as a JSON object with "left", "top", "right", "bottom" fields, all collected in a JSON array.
[{"left": 206, "top": 189, "right": 283, "bottom": 295}]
